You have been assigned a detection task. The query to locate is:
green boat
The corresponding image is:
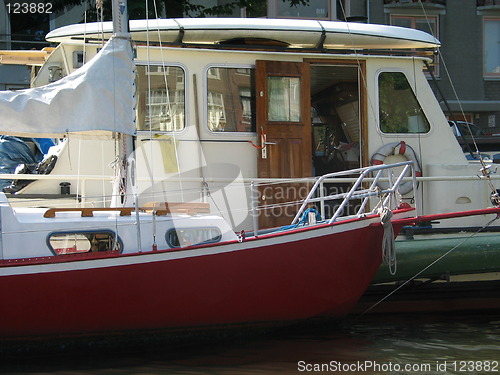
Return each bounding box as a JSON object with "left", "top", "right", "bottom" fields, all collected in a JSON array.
[{"left": 356, "top": 227, "right": 500, "bottom": 314}]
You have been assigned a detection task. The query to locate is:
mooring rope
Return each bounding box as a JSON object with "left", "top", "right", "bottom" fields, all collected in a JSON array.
[{"left": 380, "top": 206, "right": 396, "bottom": 276}]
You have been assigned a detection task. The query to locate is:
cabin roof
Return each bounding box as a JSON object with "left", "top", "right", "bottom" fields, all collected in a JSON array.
[{"left": 46, "top": 18, "right": 441, "bottom": 51}]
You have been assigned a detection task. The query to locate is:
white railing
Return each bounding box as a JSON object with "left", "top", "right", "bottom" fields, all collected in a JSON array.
[{"left": 291, "top": 161, "right": 416, "bottom": 225}]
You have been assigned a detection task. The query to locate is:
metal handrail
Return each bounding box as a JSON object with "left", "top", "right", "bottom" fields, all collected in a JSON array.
[{"left": 291, "top": 161, "right": 415, "bottom": 225}]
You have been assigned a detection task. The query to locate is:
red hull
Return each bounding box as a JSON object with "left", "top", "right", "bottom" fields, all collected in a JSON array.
[{"left": 0, "top": 221, "right": 386, "bottom": 342}]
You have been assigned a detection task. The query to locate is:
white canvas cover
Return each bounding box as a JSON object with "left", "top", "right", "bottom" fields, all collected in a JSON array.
[{"left": 0, "top": 36, "right": 136, "bottom": 138}]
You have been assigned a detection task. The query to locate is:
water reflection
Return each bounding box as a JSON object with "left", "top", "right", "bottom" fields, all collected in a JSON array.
[{"left": 3, "top": 313, "right": 499, "bottom": 375}]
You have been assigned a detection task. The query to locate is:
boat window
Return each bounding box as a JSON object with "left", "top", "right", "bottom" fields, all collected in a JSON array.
[
  {"left": 136, "top": 65, "right": 185, "bottom": 132},
  {"left": 47, "top": 231, "right": 122, "bottom": 255},
  {"left": 166, "top": 227, "right": 222, "bottom": 248},
  {"left": 207, "top": 67, "right": 256, "bottom": 132},
  {"left": 378, "top": 72, "right": 430, "bottom": 134},
  {"left": 267, "top": 76, "right": 301, "bottom": 122}
]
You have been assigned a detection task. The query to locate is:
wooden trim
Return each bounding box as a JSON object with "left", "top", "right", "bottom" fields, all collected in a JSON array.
[
  {"left": 304, "top": 58, "right": 364, "bottom": 65},
  {"left": 44, "top": 202, "right": 211, "bottom": 218},
  {"left": 0, "top": 48, "right": 54, "bottom": 66},
  {"left": 359, "top": 61, "right": 368, "bottom": 167},
  {"left": 255, "top": 60, "right": 312, "bottom": 228},
  {"left": 142, "top": 202, "right": 211, "bottom": 216},
  {"left": 44, "top": 207, "right": 134, "bottom": 218}
]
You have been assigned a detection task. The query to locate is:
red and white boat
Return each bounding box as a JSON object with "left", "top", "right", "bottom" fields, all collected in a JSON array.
[
  {"left": 1, "top": 1, "right": 500, "bottom": 352},
  {"left": 0, "top": 2, "right": 422, "bottom": 350},
  {"left": 0, "top": 155, "right": 413, "bottom": 345},
  {"left": 0, "top": 158, "right": 498, "bottom": 351},
  {"left": 0, "top": 161, "right": 413, "bottom": 350}
]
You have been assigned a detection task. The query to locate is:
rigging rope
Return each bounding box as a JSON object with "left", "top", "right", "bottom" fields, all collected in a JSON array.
[
  {"left": 152, "top": 0, "right": 183, "bottom": 192},
  {"left": 144, "top": 0, "right": 186, "bottom": 248},
  {"left": 337, "top": 1, "right": 385, "bottom": 149},
  {"left": 145, "top": 0, "right": 157, "bottom": 249}
]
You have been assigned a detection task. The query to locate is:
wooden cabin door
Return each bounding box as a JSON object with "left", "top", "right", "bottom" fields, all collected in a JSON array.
[{"left": 255, "top": 60, "right": 312, "bottom": 228}]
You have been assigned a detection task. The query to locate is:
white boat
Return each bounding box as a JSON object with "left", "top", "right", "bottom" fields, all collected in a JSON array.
[{"left": 0, "top": 2, "right": 499, "bottom": 352}]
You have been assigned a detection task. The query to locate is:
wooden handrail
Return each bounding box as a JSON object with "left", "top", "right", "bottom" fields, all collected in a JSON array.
[
  {"left": 44, "top": 202, "right": 210, "bottom": 218},
  {"left": 44, "top": 207, "right": 134, "bottom": 218},
  {"left": 142, "top": 202, "right": 210, "bottom": 216}
]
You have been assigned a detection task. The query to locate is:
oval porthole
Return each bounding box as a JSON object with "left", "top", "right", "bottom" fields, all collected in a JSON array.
[{"left": 166, "top": 227, "right": 222, "bottom": 248}]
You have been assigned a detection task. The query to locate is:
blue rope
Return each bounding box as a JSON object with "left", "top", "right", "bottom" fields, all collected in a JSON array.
[{"left": 280, "top": 208, "right": 323, "bottom": 230}]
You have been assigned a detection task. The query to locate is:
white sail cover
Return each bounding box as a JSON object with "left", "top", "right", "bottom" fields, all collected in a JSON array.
[{"left": 0, "top": 36, "right": 136, "bottom": 138}]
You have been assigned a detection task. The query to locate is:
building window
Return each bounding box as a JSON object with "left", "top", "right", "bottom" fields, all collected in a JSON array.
[
  {"left": 208, "top": 91, "right": 226, "bottom": 131},
  {"left": 240, "top": 87, "right": 253, "bottom": 128},
  {"left": 478, "top": 0, "right": 498, "bottom": 6},
  {"left": 378, "top": 71, "right": 430, "bottom": 134},
  {"left": 384, "top": 0, "right": 446, "bottom": 4},
  {"left": 207, "top": 67, "right": 256, "bottom": 133},
  {"left": 391, "top": 15, "right": 437, "bottom": 35},
  {"left": 136, "top": 65, "right": 185, "bottom": 132},
  {"left": 48, "top": 231, "right": 122, "bottom": 255},
  {"left": 275, "top": 0, "right": 330, "bottom": 19},
  {"left": 484, "top": 18, "right": 500, "bottom": 77},
  {"left": 391, "top": 15, "right": 439, "bottom": 75}
]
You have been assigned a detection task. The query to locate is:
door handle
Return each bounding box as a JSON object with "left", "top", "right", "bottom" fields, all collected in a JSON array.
[{"left": 248, "top": 128, "right": 275, "bottom": 158}]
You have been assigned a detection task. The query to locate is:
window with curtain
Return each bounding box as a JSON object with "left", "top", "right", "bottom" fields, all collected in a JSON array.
[
  {"left": 484, "top": 18, "right": 500, "bottom": 77},
  {"left": 267, "top": 76, "right": 301, "bottom": 122}
]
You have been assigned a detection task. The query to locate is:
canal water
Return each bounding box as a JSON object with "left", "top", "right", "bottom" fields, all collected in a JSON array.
[{"left": 2, "top": 312, "right": 499, "bottom": 375}]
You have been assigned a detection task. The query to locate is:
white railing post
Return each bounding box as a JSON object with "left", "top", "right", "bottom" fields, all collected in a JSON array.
[{"left": 251, "top": 181, "right": 259, "bottom": 237}]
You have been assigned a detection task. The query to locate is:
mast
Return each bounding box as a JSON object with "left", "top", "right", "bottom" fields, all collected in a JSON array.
[
  {"left": 112, "top": 0, "right": 129, "bottom": 35},
  {"left": 110, "top": 0, "right": 135, "bottom": 207},
  {"left": 109, "top": 0, "right": 142, "bottom": 251}
]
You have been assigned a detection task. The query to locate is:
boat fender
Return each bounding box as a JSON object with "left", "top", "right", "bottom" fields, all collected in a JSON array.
[{"left": 370, "top": 141, "right": 422, "bottom": 195}]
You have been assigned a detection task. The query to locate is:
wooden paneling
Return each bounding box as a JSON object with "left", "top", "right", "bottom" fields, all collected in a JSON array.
[{"left": 256, "top": 60, "right": 312, "bottom": 228}]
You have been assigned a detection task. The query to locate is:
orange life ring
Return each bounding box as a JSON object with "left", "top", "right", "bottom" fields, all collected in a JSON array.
[{"left": 370, "top": 141, "right": 422, "bottom": 195}]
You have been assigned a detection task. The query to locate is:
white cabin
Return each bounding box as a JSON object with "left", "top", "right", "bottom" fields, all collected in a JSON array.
[{"left": 2, "top": 18, "right": 493, "bottom": 231}]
